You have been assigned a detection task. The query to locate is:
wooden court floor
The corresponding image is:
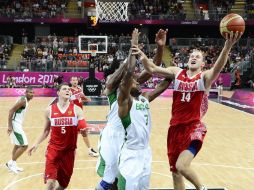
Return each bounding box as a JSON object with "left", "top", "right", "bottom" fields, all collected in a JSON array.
[{"left": 0, "top": 96, "right": 254, "bottom": 190}]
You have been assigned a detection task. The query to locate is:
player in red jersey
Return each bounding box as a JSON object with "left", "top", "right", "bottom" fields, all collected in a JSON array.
[
  {"left": 70, "top": 76, "right": 99, "bottom": 157},
  {"left": 28, "top": 83, "right": 88, "bottom": 190},
  {"left": 132, "top": 31, "right": 242, "bottom": 190}
]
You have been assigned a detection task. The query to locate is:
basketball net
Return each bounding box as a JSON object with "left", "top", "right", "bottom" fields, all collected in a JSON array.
[
  {"left": 95, "top": 0, "right": 130, "bottom": 22},
  {"left": 90, "top": 50, "right": 97, "bottom": 57}
]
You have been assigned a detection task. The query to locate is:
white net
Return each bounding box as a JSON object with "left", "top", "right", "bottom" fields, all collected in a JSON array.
[{"left": 95, "top": 0, "right": 130, "bottom": 22}]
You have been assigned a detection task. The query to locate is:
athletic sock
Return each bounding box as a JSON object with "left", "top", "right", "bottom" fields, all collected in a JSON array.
[
  {"left": 100, "top": 180, "right": 112, "bottom": 190},
  {"left": 8, "top": 160, "right": 14, "bottom": 165}
]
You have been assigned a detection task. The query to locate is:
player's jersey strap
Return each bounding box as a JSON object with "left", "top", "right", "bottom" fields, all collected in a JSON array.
[
  {"left": 174, "top": 69, "right": 205, "bottom": 92},
  {"left": 107, "top": 91, "right": 117, "bottom": 107},
  {"left": 120, "top": 112, "right": 131, "bottom": 129}
]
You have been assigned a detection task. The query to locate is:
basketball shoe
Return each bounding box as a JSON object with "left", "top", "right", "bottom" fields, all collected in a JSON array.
[
  {"left": 88, "top": 148, "right": 99, "bottom": 157},
  {"left": 6, "top": 160, "right": 19, "bottom": 174}
]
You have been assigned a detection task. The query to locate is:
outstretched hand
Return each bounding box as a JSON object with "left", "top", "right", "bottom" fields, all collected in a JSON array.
[
  {"left": 131, "top": 45, "right": 147, "bottom": 61},
  {"left": 131, "top": 28, "right": 140, "bottom": 46},
  {"left": 224, "top": 31, "right": 242, "bottom": 49},
  {"left": 155, "top": 29, "right": 168, "bottom": 46}
]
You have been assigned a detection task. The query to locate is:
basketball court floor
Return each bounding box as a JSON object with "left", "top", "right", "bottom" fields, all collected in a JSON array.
[{"left": 0, "top": 94, "right": 253, "bottom": 190}]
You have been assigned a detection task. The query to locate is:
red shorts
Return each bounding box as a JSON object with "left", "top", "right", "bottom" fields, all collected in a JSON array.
[
  {"left": 44, "top": 147, "right": 76, "bottom": 188},
  {"left": 167, "top": 122, "right": 207, "bottom": 172}
]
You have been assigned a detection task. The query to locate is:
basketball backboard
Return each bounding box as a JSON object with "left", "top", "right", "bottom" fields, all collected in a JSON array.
[{"left": 78, "top": 35, "right": 108, "bottom": 54}]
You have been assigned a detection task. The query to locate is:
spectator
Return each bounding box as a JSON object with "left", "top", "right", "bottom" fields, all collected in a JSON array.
[{"left": 7, "top": 75, "right": 16, "bottom": 88}]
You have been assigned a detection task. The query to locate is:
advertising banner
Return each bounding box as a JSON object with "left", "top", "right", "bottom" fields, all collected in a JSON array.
[{"left": 0, "top": 72, "right": 104, "bottom": 85}]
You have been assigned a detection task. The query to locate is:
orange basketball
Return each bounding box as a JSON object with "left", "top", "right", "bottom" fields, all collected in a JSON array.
[{"left": 220, "top": 13, "right": 245, "bottom": 38}]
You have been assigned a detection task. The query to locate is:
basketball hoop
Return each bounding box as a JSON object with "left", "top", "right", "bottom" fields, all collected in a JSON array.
[
  {"left": 90, "top": 50, "right": 97, "bottom": 57},
  {"left": 95, "top": 0, "right": 131, "bottom": 22}
]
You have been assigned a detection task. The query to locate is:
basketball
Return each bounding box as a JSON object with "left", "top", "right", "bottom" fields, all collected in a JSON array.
[{"left": 220, "top": 13, "right": 245, "bottom": 38}]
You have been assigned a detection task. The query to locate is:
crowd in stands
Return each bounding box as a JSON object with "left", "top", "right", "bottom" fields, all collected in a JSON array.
[
  {"left": 0, "top": 0, "right": 252, "bottom": 21},
  {"left": 18, "top": 33, "right": 151, "bottom": 73},
  {"left": 0, "top": 0, "right": 67, "bottom": 18},
  {"left": 20, "top": 35, "right": 89, "bottom": 71},
  {"left": 0, "top": 43, "right": 12, "bottom": 69},
  {"left": 130, "top": 0, "right": 185, "bottom": 20},
  {"left": 170, "top": 38, "right": 254, "bottom": 74},
  {"left": 246, "top": 0, "right": 254, "bottom": 19},
  {"left": 194, "top": 0, "right": 235, "bottom": 20},
  {"left": 2, "top": 32, "right": 253, "bottom": 89}
]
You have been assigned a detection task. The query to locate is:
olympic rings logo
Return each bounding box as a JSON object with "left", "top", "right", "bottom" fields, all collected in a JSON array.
[
  {"left": 87, "top": 87, "right": 97, "bottom": 92},
  {"left": 15, "top": 89, "right": 26, "bottom": 95}
]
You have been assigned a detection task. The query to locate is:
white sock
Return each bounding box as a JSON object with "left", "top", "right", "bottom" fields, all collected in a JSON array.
[
  {"left": 8, "top": 160, "right": 14, "bottom": 165},
  {"left": 12, "top": 160, "right": 17, "bottom": 166}
]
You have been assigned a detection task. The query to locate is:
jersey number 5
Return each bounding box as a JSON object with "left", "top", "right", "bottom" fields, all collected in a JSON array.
[
  {"left": 61, "top": 126, "right": 66, "bottom": 134},
  {"left": 181, "top": 92, "right": 191, "bottom": 102}
]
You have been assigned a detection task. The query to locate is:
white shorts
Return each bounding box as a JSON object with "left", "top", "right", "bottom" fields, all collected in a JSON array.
[
  {"left": 96, "top": 124, "right": 125, "bottom": 183},
  {"left": 10, "top": 121, "right": 28, "bottom": 146},
  {"left": 118, "top": 146, "right": 152, "bottom": 190}
]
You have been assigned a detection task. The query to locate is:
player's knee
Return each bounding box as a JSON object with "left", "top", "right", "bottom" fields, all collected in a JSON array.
[
  {"left": 46, "top": 180, "right": 56, "bottom": 190},
  {"left": 22, "top": 145, "right": 28, "bottom": 150},
  {"left": 175, "top": 162, "right": 187, "bottom": 174},
  {"left": 81, "top": 131, "right": 88, "bottom": 137}
]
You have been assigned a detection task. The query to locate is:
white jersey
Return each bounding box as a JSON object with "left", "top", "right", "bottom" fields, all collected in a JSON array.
[
  {"left": 121, "top": 95, "right": 151, "bottom": 150},
  {"left": 12, "top": 96, "right": 28, "bottom": 125},
  {"left": 96, "top": 90, "right": 124, "bottom": 182},
  {"left": 107, "top": 90, "right": 122, "bottom": 130}
]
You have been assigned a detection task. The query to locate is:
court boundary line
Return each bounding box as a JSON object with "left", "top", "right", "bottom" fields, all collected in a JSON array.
[
  {"left": 1, "top": 160, "right": 254, "bottom": 171},
  {"left": 1, "top": 159, "right": 250, "bottom": 190},
  {"left": 2, "top": 166, "right": 193, "bottom": 190}
]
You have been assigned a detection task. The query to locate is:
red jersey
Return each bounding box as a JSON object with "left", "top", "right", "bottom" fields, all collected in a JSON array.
[
  {"left": 48, "top": 102, "right": 78, "bottom": 151},
  {"left": 70, "top": 87, "right": 83, "bottom": 109},
  {"left": 170, "top": 69, "right": 208, "bottom": 127}
]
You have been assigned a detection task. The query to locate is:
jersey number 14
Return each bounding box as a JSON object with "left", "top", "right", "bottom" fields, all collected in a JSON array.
[{"left": 181, "top": 92, "right": 191, "bottom": 102}]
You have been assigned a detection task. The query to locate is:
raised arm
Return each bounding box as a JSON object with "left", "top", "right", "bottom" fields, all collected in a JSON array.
[
  {"left": 105, "top": 60, "right": 128, "bottom": 95},
  {"left": 138, "top": 29, "right": 168, "bottom": 84},
  {"left": 118, "top": 55, "right": 136, "bottom": 118},
  {"left": 203, "top": 31, "right": 242, "bottom": 89},
  {"left": 132, "top": 45, "right": 180, "bottom": 79},
  {"left": 153, "top": 29, "right": 168, "bottom": 65},
  {"left": 7, "top": 98, "right": 26, "bottom": 135},
  {"left": 118, "top": 29, "right": 139, "bottom": 118},
  {"left": 106, "top": 29, "right": 140, "bottom": 95},
  {"left": 28, "top": 108, "right": 51, "bottom": 156},
  {"left": 143, "top": 78, "right": 172, "bottom": 102}
]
